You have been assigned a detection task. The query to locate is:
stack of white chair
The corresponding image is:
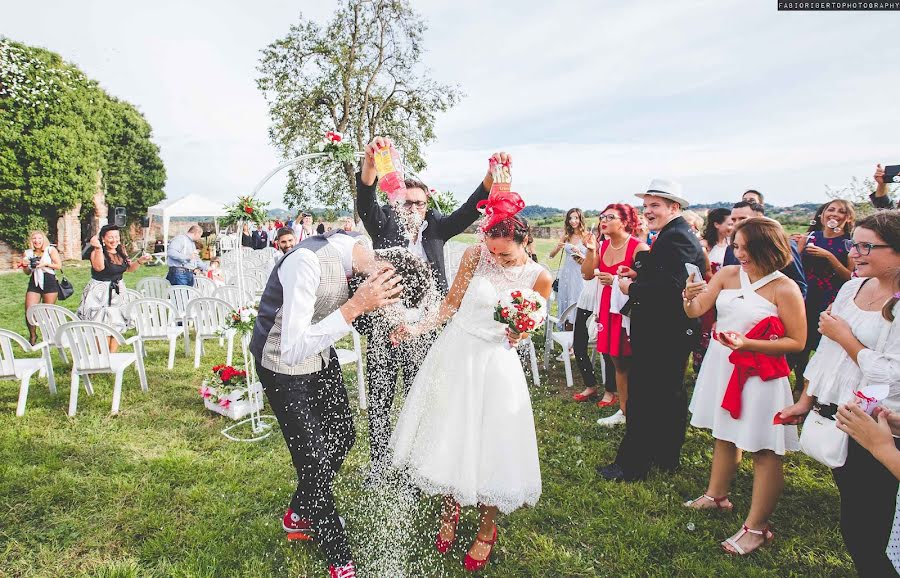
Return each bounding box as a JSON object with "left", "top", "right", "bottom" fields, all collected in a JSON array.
[
  {"left": 0, "top": 328, "right": 57, "bottom": 416},
  {"left": 54, "top": 321, "right": 148, "bottom": 416},
  {"left": 335, "top": 329, "right": 367, "bottom": 409},
  {"left": 193, "top": 275, "right": 216, "bottom": 296}
]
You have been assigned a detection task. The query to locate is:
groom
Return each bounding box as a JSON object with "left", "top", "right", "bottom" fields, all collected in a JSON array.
[
  {"left": 250, "top": 230, "right": 402, "bottom": 578},
  {"left": 356, "top": 136, "right": 504, "bottom": 478}
]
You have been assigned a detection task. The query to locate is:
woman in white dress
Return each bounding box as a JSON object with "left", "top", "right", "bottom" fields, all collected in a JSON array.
[
  {"left": 549, "top": 208, "right": 586, "bottom": 330},
  {"left": 682, "top": 218, "right": 806, "bottom": 556},
  {"left": 780, "top": 211, "right": 900, "bottom": 577},
  {"left": 390, "top": 192, "right": 552, "bottom": 573}
]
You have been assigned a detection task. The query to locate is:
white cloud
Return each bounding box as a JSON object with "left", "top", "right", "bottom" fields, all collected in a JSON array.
[{"left": 3, "top": 0, "right": 898, "bottom": 212}]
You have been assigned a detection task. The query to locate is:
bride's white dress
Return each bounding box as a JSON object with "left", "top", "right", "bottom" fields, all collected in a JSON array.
[{"left": 390, "top": 245, "right": 543, "bottom": 514}]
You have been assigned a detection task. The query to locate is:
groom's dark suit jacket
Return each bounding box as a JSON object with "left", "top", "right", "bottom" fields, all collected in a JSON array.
[{"left": 355, "top": 173, "right": 489, "bottom": 294}]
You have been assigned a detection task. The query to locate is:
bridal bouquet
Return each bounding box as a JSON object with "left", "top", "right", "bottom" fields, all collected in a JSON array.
[{"left": 494, "top": 289, "right": 547, "bottom": 341}]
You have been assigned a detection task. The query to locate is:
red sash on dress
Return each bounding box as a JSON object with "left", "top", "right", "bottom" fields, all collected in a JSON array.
[{"left": 720, "top": 316, "right": 790, "bottom": 419}]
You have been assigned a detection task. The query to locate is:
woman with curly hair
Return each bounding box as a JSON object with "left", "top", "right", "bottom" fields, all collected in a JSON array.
[
  {"left": 21, "top": 230, "right": 63, "bottom": 345},
  {"left": 578, "top": 204, "right": 648, "bottom": 427}
]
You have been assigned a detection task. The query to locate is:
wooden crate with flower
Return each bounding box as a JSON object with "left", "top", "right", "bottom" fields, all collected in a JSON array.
[{"left": 199, "top": 364, "right": 263, "bottom": 420}]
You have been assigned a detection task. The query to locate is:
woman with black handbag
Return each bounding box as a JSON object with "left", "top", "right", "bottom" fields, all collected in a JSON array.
[{"left": 20, "top": 230, "right": 63, "bottom": 345}]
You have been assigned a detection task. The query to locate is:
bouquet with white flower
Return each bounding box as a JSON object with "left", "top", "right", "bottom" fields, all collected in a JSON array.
[
  {"left": 494, "top": 289, "right": 546, "bottom": 347},
  {"left": 223, "top": 306, "right": 257, "bottom": 336}
]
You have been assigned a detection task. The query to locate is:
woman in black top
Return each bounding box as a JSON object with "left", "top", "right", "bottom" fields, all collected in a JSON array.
[
  {"left": 21, "top": 230, "right": 63, "bottom": 344},
  {"left": 241, "top": 223, "right": 253, "bottom": 248},
  {"left": 76, "top": 225, "right": 150, "bottom": 352}
]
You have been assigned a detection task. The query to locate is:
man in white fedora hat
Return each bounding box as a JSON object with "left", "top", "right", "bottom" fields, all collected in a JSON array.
[{"left": 598, "top": 178, "right": 704, "bottom": 482}]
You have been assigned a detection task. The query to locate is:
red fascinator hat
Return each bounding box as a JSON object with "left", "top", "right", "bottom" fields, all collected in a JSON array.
[{"left": 477, "top": 189, "right": 526, "bottom": 232}]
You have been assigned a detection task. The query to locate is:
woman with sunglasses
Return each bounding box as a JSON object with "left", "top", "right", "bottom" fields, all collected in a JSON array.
[
  {"left": 780, "top": 211, "right": 900, "bottom": 576},
  {"left": 792, "top": 199, "right": 856, "bottom": 385}
]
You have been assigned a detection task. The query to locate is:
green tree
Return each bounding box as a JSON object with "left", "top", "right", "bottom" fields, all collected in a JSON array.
[
  {"left": 0, "top": 38, "right": 165, "bottom": 249},
  {"left": 256, "top": 0, "right": 461, "bottom": 216}
]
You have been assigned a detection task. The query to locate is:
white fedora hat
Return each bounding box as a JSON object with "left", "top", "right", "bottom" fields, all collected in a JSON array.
[{"left": 635, "top": 178, "right": 689, "bottom": 208}]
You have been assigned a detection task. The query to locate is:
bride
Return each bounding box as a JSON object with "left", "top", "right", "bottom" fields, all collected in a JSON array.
[{"left": 389, "top": 189, "right": 552, "bottom": 572}]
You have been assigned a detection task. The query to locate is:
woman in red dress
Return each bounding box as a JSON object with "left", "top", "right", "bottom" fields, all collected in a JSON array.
[{"left": 578, "top": 204, "right": 648, "bottom": 426}]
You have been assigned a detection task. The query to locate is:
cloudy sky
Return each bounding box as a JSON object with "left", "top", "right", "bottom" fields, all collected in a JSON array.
[{"left": 4, "top": 0, "right": 898, "bottom": 210}]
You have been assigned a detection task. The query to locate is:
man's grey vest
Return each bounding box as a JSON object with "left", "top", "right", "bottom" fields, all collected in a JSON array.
[{"left": 250, "top": 232, "right": 355, "bottom": 375}]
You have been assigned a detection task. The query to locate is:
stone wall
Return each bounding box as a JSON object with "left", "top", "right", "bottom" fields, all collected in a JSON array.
[
  {"left": 56, "top": 203, "right": 82, "bottom": 261},
  {"left": 0, "top": 240, "right": 18, "bottom": 272}
]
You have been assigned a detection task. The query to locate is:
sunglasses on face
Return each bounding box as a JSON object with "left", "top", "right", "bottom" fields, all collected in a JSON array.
[{"left": 844, "top": 240, "right": 892, "bottom": 256}]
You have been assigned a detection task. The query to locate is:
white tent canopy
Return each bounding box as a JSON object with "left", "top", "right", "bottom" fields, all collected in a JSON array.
[{"left": 146, "top": 193, "right": 228, "bottom": 256}]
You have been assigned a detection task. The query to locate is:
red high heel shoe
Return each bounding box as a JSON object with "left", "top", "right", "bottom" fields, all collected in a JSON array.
[
  {"left": 435, "top": 502, "right": 460, "bottom": 554},
  {"left": 596, "top": 394, "right": 618, "bottom": 408},
  {"left": 463, "top": 525, "right": 497, "bottom": 572}
]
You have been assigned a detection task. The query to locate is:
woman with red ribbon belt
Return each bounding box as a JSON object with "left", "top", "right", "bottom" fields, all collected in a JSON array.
[{"left": 682, "top": 218, "right": 806, "bottom": 556}]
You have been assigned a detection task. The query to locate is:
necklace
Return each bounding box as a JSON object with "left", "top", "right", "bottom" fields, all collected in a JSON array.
[
  {"left": 861, "top": 282, "right": 893, "bottom": 308},
  {"left": 608, "top": 236, "right": 628, "bottom": 250}
]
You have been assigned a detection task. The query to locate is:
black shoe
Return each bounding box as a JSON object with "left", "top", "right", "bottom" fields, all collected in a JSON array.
[{"left": 597, "top": 463, "right": 645, "bottom": 482}]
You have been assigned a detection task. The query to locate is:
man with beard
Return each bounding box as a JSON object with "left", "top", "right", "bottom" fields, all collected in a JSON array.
[{"left": 355, "top": 136, "right": 505, "bottom": 479}]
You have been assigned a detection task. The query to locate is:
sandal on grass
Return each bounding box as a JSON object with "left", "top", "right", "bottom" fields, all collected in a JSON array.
[{"left": 683, "top": 494, "right": 733, "bottom": 512}]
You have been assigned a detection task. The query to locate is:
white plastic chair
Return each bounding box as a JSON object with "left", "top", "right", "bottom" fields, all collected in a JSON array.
[
  {"left": 213, "top": 285, "right": 254, "bottom": 309},
  {"left": 542, "top": 290, "right": 560, "bottom": 369},
  {"left": 239, "top": 275, "right": 263, "bottom": 296},
  {"left": 26, "top": 303, "right": 77, "bottom": 363},
  {"left": 193, "top": 275, "right": 216, "bottom": 296},
  {"left": 544, "top": 303, "right": 579, "bottom": 387},
  {"left": 167, "top": 285, "right": 200, "bottom": 355},
  {"left": 335, "top": 329, "right": 367, "bottom": 410},
  {"left": 137, "top": 277, "right": 170, "bottom": 299},
  {"left": 124, "top": 298, "right": 182, "bottom": 369},
  {"left": 519, "top": 337, "right": 541, "bottom": 387},
  {"left": 184, "top": 297, "right": 235, "bottom": 368},
  {"left": 0, "top": 328, "right": 57, "bottom": 416},
  {"left": 54, "top": 321, "right": 147, "bottom": 416}
]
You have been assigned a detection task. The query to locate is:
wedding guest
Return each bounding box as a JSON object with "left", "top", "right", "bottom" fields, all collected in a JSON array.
[
  {"left": 792, "top": 199, "right": 855, "bottom": 385},
  {"left": 251, "top": 223, "right": 269, "bottom": 250},
  {"left": 780, "top": 212, "right": 900, "bottom": 577},
  {"left": 549, "top": 208, "right": 587, "bottom": 331},
  {"left": 390, "top": 194, "right": 551, "bottom": 572},
  {"left": 241, "top": 223, "right": 252, "bottom": 248},
  {"left": 78, "top": 224, "right": 151, "bottom": 352},
  {"left": 683, "top": 218, "right": 806, "bottom": 556},
  {"left": 871, "top": 164, "right": 899, "bottom": 210},
  {"left": 166, "top": 225, "right": 206, "bottom": 286},
  {"left": 250, "top": 230, "right": 402, "bottom": 578},
  {"left": 724, "top": 202, "right": 807, "bottom": 298},
  {"left": 692, "top": 208, "right": 734, "bottom": 372},
  {"left": 742, "top": 189, "right": 764, "bottom": 205},
  {"left": 293, "top": 212, "right": 315, "bottom": 241},
  {"left": 579, "top": 204, "right": 648, "bottom": 428},
  {"left": 598, "top": 179, "right": 704, "bottom": 481},
  {"left": 206, "top": 258, "right": 225, "bottom": 286},
  {"left": 356, "top": 136, "right": 494, "bottom": 478},
  {"left": 20, "top": 230, "right": 62, "bottom": 345},
  {"left": 682, "top": 210, "right": 704, "bottom": 238},
  {"left": 340, "top": 217, "right": 354, "bottom": 232}
]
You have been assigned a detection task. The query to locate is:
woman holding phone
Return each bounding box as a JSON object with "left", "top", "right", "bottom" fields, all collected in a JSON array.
[{"left": 549, "top": 208, "right": 587, "bottom": 332}]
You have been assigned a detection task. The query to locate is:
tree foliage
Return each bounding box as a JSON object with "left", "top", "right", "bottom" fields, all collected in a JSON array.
[
  {"left": 0, "top": 38, "right": 166, "bottom": 248},
  {"left": 256, "top": 0, "right": 461, "bottom": 215}
]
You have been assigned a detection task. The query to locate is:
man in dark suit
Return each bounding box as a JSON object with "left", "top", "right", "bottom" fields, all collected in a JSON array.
[
  {"left": 723, "top": 201, "right": 807, "bottom": 298},
  {"left": 251, "top": 224, "right": 269, "bottom": 250},
  {"left": 598, "top": 179, "right": 705, "bottom": 482},
  {"left": 356, "top": 135, "right": 503, "bottom": 477}
]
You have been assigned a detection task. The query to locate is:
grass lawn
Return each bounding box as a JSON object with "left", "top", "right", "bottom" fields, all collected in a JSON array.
[{"left": 0, "top": 257, "right": 853, "bottom": 577}]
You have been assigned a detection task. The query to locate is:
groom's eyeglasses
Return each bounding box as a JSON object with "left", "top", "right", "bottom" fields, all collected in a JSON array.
[
  {"left": 844, "top": 240, "right": 892, "bottom": 256},
  {"left": 403, "top": 200, "right": 427, "bottom": 209}
]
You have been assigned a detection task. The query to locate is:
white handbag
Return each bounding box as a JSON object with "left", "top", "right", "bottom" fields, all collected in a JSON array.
[
  {"left": 800, "top": 303, "right": 899, "bottom": 469},
  {"left": 800, "top": 407, "right": 849, "bottom": 468}
]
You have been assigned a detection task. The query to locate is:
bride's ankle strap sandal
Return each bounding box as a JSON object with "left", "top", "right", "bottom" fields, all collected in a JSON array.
[
  {"left": 721, "top": 524, "right": 774, "bottom": 556},
  {"left": 464, "top": 525, "right": 498, "bottom": 572},
  {"left": 683, "top": 494, "right": 733, "bottom": 512},
  {"left": 435, "top": 503, "right": 460, "bottom": 554}
]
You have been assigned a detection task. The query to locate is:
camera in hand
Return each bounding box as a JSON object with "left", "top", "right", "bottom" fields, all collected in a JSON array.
[{"left": 28, "top": 256, "right": 41, "bottom": 269}]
